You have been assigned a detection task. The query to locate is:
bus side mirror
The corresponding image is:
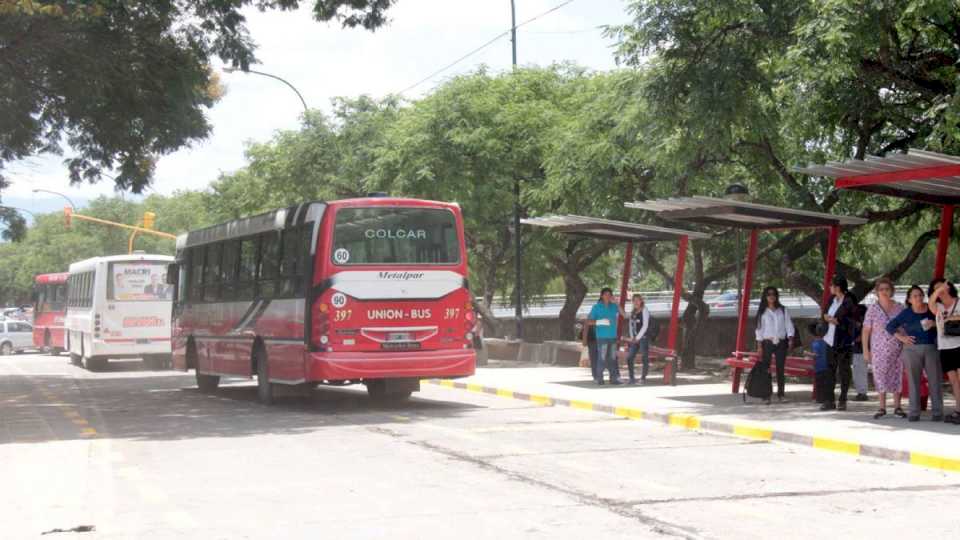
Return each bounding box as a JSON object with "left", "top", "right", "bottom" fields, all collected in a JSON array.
[{"left": 166, "top": 264, "right": 179, "bottom": 286}]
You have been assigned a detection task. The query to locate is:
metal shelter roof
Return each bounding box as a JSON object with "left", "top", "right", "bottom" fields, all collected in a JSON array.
[
  {"left": 793, "top": 148, "right": 960, "bottom": 205},
  {"left": 624, "top": 196, "right": 867, "bottom": 229},
  {"left": 521, "top": 215, "right": 711, "bottom": 242}
]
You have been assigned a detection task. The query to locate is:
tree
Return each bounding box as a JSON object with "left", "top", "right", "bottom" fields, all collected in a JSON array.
[
  {"left": 0, "top": 0, "right": 395, "bottom": 235},
  {"left": 609, "top": 0, "right": 960, "bottom": 365},
  {"left": 207, "top": 95, "right": 400, "bottom": 220}
]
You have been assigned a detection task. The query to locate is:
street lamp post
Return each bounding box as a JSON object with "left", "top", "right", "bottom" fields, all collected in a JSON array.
[
  {"left": 31, "top": 189, "right": 75, "bottom": 209},
  {"left": 510, "top": 1, "right": 523, "bottom": 340},
  {"left": 223, "top": 67, "right": 309, "bottom": 114}
]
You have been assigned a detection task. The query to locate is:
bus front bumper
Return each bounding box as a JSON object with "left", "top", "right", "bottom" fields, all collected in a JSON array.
[{"left": 306, "top": 348, "right": 476, "bottom": 381}]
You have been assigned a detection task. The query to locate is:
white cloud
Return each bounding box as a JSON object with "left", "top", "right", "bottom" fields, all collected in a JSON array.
[{"left": 5, "top": 0, "right": 630, "bottom": 206}]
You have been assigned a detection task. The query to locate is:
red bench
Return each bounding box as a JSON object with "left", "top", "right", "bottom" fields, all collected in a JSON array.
[{"left": 725, "top": 351, "right": 816, "bottom": 398}]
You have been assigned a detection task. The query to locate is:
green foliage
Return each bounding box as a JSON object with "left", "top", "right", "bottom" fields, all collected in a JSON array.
[
  {"left": 0, "top": 0, "right": 394, "bottom": 235},
  {"left": 0, "top": 191, "right": 214, "bottom": 304},
  {"left": 207, "top": 96, "right": 400, "bottom": 220}
]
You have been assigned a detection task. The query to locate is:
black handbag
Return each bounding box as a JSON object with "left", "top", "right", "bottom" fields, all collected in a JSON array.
[{"left": 943, "top": 303, "right": 960, "bottom": 336}]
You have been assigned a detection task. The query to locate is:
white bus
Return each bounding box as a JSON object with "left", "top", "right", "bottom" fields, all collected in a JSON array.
[{"left": 65, "top": 253, "right": 174, "bottom": 371}]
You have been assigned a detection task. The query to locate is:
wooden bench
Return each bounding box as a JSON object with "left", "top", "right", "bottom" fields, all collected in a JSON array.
[{"left": 725, "top": 351, "right": 816, "bottom": 398}]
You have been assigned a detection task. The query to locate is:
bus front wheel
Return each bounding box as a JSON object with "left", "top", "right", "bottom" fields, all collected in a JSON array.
[
  {"left": 255, "top": 348, "right": 274, "bottom": 405},
  {"left": 69, "top": 353, "right": 82, "bottom": 366},
  {"left": 196, "top": 370, "right": 220, "bottom": 393}
]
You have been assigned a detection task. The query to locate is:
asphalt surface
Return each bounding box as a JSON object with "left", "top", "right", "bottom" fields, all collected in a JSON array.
[{"left": 2, "top": 353, "right": 958, "bottom": 539}]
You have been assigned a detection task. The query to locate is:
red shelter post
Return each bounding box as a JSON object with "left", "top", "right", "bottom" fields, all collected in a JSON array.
[
  {"left": 935, "top": 205, "right": 954, "bottom": 280},
  {"left": 822, "top": 225, "right": 839, "bottom": 308},
  {"left": 667, "top": 236, "right": 688, "bottom": 352},
  {"left": 617, "top": 241, "right": 634, "bottom": 339},
  {"left": 734, "top": 230, "right": 759, "bottom": 356}
]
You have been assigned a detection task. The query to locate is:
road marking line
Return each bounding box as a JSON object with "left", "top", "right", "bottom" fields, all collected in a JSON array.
[
  {"left": 812, "top": 437, "right": 860, "bottom": 455},
  {"left": 79, "top": 428, "right": 97, "bottom": 437},
  {"left": 63, "top": 410, "right": 82, "bottom": 418},
  {"left": 71, "top": 418, "right": 89, "bottom": 426},
  {"left": 733, "top": 425, "right": 773, "bottom": 441}
]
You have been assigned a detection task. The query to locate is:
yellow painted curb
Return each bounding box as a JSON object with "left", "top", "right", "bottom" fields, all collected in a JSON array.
[
  {"left": 910, "top": 452, "right": 960, "bottom": 472},
  {"left": 570, "top": 400, "right": 595, "bottom": 411},
  {"left": 812, "top": 437, "right": 860, "bottom": 455},
  {"left": 438, "top": 380, "right": 455, "bottom": 388},
  {"left": 496, "top": 388, "right": 514, "bottom": 399},
  {"left": 529, "top": 394, "right": 553, "bottom": 406},
  {"left": 669, "top": 414, "right": 701, "bottom": 429},
  {"left": 466, "top": 383, "right": 484, "bottom": 393},
  {"left": 614, "top": 406, "right": 643, "bottom": 420},
  {"left": 733, "top": 425, "right": 773, "bottom": 441}
]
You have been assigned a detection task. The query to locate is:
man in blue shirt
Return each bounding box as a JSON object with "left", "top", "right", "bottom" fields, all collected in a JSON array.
[{"left": 586, "top": 287, "right": 627, "bottom": 385}]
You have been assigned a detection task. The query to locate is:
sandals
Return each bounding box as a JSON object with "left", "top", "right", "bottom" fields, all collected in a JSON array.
[
  {"left": 893, "top": 407, "right": 907, "bottom": 418},
  {"left": 873, "top": 409, "right": 887, "bottom": 419}
]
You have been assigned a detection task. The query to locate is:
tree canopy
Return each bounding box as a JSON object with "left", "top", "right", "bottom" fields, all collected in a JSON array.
[{"left": 0, "top": 0, "right": 395, "bottom": 238}]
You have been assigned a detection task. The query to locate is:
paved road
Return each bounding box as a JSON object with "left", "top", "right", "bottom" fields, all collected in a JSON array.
[{"left": 2, "top": 354, "right": 958, "bottom": 539}]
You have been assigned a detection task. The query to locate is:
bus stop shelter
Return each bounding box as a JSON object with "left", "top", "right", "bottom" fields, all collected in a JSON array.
[
  {"left": 625, "top": 197, "right": 867, "bottom": 393},
  {"left": 794, "top": 148, "right": 960, "bottom": 280},
  {"left": 521, "top": 215, "right": 711, "bottom": 384}
]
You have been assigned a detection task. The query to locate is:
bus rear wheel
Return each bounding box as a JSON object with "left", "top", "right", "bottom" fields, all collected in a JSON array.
[
  {"left": 69, "top": 353, "right": 82, "bottom": 366},
  {"left": 366, "top": 379, "right": 415, "bottom": 405},
  {"left": 196, "top": 370, "right": 220, "bottom": 393},
  {"left": 255, "top": 348, "right": 274, "bottom": 405},
  {"left": 84, "top": 357, "right": 107, "bottom": 371}
]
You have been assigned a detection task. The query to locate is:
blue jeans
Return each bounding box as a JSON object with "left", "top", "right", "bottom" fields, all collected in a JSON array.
[
  {"left": 625, "top": 338, "right": 649, "bottom": 381},
  {"left": 596, "top": 338, "right": 619, "bottom": 382}
]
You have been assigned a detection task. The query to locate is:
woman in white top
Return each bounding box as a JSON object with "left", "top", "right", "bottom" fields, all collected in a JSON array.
[
  {"left": 928, "top": 279, "right": 960, "bottom": 424},
  {"left": 755, "top": 286, "right": 796, "bottom": 402}
]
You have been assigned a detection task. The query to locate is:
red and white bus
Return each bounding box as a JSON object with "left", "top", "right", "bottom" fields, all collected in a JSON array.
[
  {"left": 32, "top": 272, "right": 69, "bottom": 354},
  {"left": 170, "top": 196, "right": 476, "bottom": 404}
]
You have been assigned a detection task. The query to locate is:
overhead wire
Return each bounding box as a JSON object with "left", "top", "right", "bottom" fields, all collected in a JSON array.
[{"left": 395, "top": 0, "right": 577, "bottom": 96}]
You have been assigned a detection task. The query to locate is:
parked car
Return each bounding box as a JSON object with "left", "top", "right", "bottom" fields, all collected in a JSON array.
[
  {"left": 0, "top": 320, "right": 34, "bottom": 355},
  {"left": 708, "top": 291, "right": 740, "bottom": 310}
]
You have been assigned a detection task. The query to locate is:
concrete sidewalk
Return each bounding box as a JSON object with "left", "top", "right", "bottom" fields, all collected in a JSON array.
[{"left": 426, "top": 365, "right": 960, "bottom": 473}]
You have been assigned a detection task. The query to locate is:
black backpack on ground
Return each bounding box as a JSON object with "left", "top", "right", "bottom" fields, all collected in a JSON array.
[{"left": 743, "top": 359, "right": 772, "bottom": 402}]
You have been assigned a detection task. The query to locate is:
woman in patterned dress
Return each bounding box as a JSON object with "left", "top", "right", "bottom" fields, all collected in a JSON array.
[{"left": 862, "top": 277, "right": 906, "bottom": 419}]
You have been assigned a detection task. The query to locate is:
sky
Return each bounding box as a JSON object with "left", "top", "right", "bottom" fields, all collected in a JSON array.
[{"left": 4, "top": 0, "right": 632, "bottom": 216}]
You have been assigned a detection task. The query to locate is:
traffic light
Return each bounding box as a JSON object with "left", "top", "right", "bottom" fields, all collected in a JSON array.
[
  {"left": 64, "top": 207, "right": 72, "bottom": 228},
  {"left": 143, "top": 211, "right": 156, "bottom": 230}
]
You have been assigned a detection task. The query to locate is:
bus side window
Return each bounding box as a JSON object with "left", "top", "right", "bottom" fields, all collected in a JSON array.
[
  {"left": 204, "top": 243, "right": 222, "bottom": 302},
  {"left": 237, "top": 236, "right": 260, "bottom": 301},
  {"left": 259, "top": 232, "right": 281, "bottom": 299},
  {"left": 281, "top": 225, "right": 308, "bottom": 297},
  {"left": 189, "top": 247, "right": 205, "bottom": 302},
  {"left": 220, "top": 240, "right": 240, "bottom": 301}
]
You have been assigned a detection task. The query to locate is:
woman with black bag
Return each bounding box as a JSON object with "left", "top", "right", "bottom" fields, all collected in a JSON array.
[
  {"left": 821, "top": 276, "right": 857, "bottom": 411},
  {"left": 929, "top": 279, "right": 960, "bottom": 424},
  {"left": 755, "top": 286, "right": 796, "bottom": 403}
]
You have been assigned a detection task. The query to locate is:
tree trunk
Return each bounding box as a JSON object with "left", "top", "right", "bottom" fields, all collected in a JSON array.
[
  {"left": 558, "top": 270, "right": 587, "bottom": 341},
  {"left": 679, "top": 245, "right": 709, "bottom": 370}
]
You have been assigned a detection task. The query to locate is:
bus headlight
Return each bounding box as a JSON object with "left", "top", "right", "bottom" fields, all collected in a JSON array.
[
  {"left": 319, "top": 335, "right": 329, "bottom": 344},
  {"left": 465, "top": 332, "right": 473, "bottom": 341}
]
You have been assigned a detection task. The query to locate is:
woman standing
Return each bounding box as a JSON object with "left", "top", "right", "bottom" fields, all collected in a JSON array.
[
  {"left": 862, "top": 278, "right": 906, "bottom": 419},
  {"left": 755, "top": 286, "right": 795, "bottom": 402},
  {"left": 928, "top": 279, "right": 960, "bottom": 424},
  {"left": 886, "top": 285, "right": 943, "bottom": 422},
  {"left": 821, "top": 276, "right": 857, "bottom": 411}
]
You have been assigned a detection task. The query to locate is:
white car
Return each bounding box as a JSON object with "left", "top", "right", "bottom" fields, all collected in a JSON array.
[{"left": 0, "top": 320, "right": 34, "bottom": 355}]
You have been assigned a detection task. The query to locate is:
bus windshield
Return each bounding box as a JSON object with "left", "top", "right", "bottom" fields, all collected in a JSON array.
[
  {"left": 332, "top": 207, "right": 460, "bottom": 265},
  {"left": 108, "top": 261, "right": 172, "bottom": 301}
]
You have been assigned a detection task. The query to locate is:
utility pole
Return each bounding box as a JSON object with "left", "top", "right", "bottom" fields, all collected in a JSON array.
[{"left": 511, "top": 0, "right": 523, "bottom": 340}]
